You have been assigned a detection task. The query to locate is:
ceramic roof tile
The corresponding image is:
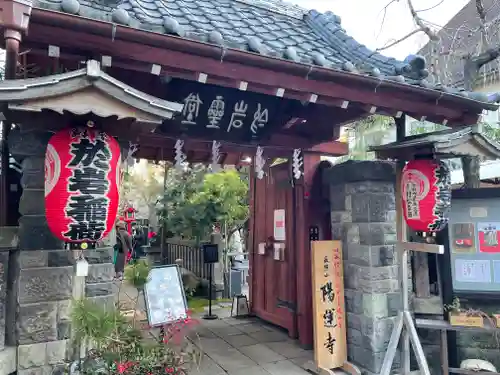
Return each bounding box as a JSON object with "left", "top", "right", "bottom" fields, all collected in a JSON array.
[{"left": 34, "top": 0, "right": 499, "bottom": 105}]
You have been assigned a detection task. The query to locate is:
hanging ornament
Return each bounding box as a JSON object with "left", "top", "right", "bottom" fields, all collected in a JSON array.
[
  {"left": 254, "top": 146, "right": 265, "bottom": 180},
  {"left": 210, "top": 141, "right": 222, "bottom": 173},
  {"left": 401, "top": 159, "right": 451, "bottom": 232},
  {"left": 292, "top": 149, "right": 304, "bottom": 180},
  {"left": 174, "top": 139, "right": 187, "bottom": 171},
  {"left": 123, "top": 141, "right": 139, "bottom": 169}
]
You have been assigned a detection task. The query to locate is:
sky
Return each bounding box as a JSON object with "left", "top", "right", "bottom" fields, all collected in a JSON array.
[{"left": 290, "top": 0, "right": 470, "bottom": 59}]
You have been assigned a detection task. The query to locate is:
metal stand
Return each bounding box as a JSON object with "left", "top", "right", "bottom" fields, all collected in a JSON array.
[
  {"left": 380, "top": 241, "right": 444, "bottom": 375},
  {"left": 203, "top": 263, "right": 218, "bottom": 320}
]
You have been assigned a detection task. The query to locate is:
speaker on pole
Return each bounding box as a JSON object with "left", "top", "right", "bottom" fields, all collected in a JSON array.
[{"left": 202, "top": 243, "right": 219, "bottom": 320}]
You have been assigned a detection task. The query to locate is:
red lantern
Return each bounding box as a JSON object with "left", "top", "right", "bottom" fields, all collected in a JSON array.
[
  {"left": 123, "top": 206, "right": 137, "bottom": 234},
  {"left": 45, "top": 128, "right": 121, "bottom": 243},
  {"left": 401, "top": 159, "right": 451, "bottom": 232}
]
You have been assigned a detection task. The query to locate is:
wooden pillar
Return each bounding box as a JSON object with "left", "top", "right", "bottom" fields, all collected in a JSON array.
[
  {"left": 394, "top": 115, "right": 411, "bottom": 375},
  {"left": 296, "top": 154, "right": 321, "bottom": 348},
  {"left": 0, "top": 0, "right": 32, "bottom": 226}
]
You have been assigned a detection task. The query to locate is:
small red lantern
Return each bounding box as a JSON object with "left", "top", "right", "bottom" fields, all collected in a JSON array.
[
  {"left": 401, "top": 159, "right": 451, "bottom": 232},
  {"left": 45, "top": 128, "right": 121, "bottom": 243},
  {"left": 123, "top": 206, "right": 137, "bottom": 234}
]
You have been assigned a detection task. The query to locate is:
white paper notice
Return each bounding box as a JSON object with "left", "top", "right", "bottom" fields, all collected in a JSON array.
[
  {"left": 470, "top": 207, "right": 488, "bottom": 218},
  {"left": 273, "top": 209, "right": 286, "bottom": 241},
  {"left": 258, "top": 243, "right": 266, "bottom": 255},
  {"left": 455, "top": 259, "right": 492, "bottom": 283}
]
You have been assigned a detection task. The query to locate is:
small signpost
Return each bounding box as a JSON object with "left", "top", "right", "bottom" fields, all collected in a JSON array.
[{"left": 308, "top": 240, "right": 360, "bottom": 375}]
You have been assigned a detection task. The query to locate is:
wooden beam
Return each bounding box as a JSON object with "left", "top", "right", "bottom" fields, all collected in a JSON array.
[
  {"left": 25, "top": 23, "right": 472, "bottom": 121},
  {"left": 135, "top": 134, "right": 348, "bottom": 157},
  {"left": 25, "top": 44, "right": 352, "bottom": 109}
]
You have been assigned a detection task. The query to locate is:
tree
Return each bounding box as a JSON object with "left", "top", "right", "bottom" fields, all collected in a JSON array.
[
  {"left": 336, "top": 115, "right": 395, "bottom": 162},
  {"left": 387, "top": 0, "right": 500, "bottom": 186},
  {"left": 336, "top": 115, "right": 450, "bottom": 164},
  {"left": 159, "top": 166, "right": 249, "bottom": 243},
  {"left": 122, "top": 161, "right": 167, "bottom": 227}
]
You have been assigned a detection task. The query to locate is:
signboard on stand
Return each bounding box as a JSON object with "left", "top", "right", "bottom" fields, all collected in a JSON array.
[
  {"left": 144, "top": 265, "right": 188, "bottom": 327},
  {"left": 311, "top": 240, "right": 347, "bottom": 370}
]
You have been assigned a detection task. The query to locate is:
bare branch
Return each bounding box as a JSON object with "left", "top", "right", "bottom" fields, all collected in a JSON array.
[
  {"left": 407, "top": 0, "right": 439, "bottom": 42},
  {"left": 476, "top": 0, "right": 489, "bottom": 50},
  {"left": 472, "top": 46, "right": 500, "bottom": 68},
  {"left": 376, "top": 0, "right": 399, "bottom": 40},
  {"left": 376, "top": 29, "right": 422, "bottom": 52},
  {"left": 415, "top": 0, "right": 444, "bottom": 13}
]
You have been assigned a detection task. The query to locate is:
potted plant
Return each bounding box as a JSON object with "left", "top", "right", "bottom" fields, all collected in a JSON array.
[
  {"left": 447, "top": 297, "right": 486, "bottom": 328},
  {"left": 68, "top": 260, "right": 201, "bottom": 374}
]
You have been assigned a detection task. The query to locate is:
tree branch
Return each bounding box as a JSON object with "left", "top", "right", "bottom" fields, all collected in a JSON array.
[
  {"left": 376, "top": 29, "right": 423, "bottom": 52},
  {"left": 470, "top": 0, "right": 500, "bottom": 69},
  {"left": 476, "top": 0, "right": 488, "bottom": 49},
  {"left": 407, "top": 0, "right": 439, "bottom": 42}
]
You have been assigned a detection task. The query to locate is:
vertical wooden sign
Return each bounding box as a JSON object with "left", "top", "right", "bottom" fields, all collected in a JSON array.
[{"left": 311, "top": 240, "right": 347, "bottom": 370}]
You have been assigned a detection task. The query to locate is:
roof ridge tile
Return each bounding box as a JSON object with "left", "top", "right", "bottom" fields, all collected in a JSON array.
[{"left": 30, "top": 0, "right": 500, "bottom": 105}]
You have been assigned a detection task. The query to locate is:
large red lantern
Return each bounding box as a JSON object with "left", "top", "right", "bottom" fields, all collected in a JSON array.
[
  {"left": 45, "top": 128, "right": 121, "bottom": 243},
  {"left": 401, "top": 159, "right": 451, "bottom": 232}
]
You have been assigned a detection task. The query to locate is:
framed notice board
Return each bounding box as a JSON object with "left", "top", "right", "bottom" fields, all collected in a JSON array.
[
  {"left": 143, "top": 265, "right": 188, "bottom": 327},
  {"left": 448, "top": 189, "right": 500, "bottom": 295}
]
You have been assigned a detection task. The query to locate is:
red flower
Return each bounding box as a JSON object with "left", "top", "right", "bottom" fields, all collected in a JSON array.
[{"left": 116, "top": 361, "right": 135, "bottom": 374}]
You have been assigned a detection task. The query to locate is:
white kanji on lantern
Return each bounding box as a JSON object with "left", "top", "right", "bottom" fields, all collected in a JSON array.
[
  {"left": 174, "top": 139, "right": 187, "bottom": 171},
  {"left": 182, "top": 93, "right": 203, "bottom": 125},
  {"left": 250, "top": 103, "right": 269, "bottom": 134},
  {"left": 210, "top": 141, "right": 222, "bottom": 173},
  {"left": 207, "top": 96, "right": 225, "bottom": 129},
  {"left": 292, "top": 149, "right": 303, "bottom": 180},
  {"left": 255, "top": 146, "right": 265, "bottom": 180}
]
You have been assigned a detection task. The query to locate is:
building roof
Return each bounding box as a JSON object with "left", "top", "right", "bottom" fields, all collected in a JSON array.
[
  {"left": 418, "top": 0, "right": 500, "bottom": 87},
  {"left": 0, "top": 59, "right": 183, "bottom": 127},
  {"left": 32, "top": 0, "right": 498, "bottom": 106},
  {"left": 369, "top": 124, "right": 500, "bottom": 161}
]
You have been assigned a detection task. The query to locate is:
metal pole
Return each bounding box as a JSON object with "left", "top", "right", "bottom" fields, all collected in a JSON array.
[
  {"left": 208, "top": 264, "right": 213, "bottom": 316},
  {"left": 203, "top": 262, "right": 218, "bottom": 320}
]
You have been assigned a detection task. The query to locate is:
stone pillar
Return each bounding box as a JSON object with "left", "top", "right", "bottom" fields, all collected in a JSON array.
[
  {"left": 8, "top": 129, "right": 116, "bottom": 373},
  {"left": 9, "top": 130, "right": 69, "bottom": 374},
  {"left": 325, "top": 160, "right": 399, "bottom": 375}
]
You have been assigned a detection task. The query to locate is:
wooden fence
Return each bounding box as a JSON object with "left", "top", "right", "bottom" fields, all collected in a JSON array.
[{"left": 162, "top": 239, "right": 211, "bottom": 280}]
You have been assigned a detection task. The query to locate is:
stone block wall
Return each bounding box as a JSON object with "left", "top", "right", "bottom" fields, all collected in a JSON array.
[
  {"left": 324, "top": 160, "right": 400, "bottom": 375},
  {"left": 84, "top": 247, "right": 115, "bottom": 308},
  {"left": 9, "top": 129, "right": 116, "bottom": 373}
]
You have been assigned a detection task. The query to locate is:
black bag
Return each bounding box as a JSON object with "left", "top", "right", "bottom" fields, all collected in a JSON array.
[{"left": 114, "top": 234, "right": 124, "bottom": 253}]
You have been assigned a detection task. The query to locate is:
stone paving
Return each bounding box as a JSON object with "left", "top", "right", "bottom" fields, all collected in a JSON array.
[
  {"left": 114, "top": 281, "right": 313, "bottom": 375},
  {"left": 188, "top": 315, "right": 313, "bottom": 375}
]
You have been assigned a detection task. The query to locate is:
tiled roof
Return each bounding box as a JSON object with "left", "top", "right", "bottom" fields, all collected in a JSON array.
[{"left": 34, "top": 0, "right": 498, "bottom": 105}]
